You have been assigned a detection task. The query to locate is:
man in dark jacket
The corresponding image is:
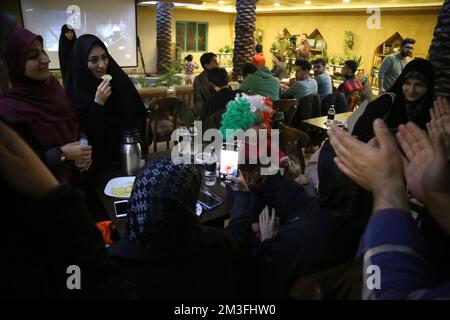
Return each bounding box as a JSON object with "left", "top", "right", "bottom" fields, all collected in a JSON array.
[
  {"left": 200, "top": 67, "right": 236, "bottom": 131},
  {"left": 193, "top": 52, "right": 218, "bottom": 118}
]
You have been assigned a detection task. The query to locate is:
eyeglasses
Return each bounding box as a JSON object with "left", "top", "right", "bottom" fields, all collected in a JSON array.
[{"left": 403, "top": 46, "right": 414, "bottom": 50}]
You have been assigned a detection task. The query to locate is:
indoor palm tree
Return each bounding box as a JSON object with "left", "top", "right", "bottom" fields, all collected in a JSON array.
[
  {"left": 156, "top": 2, "right": 173, "bottom": 75},
  {"left": 429, "top": 0, "right": 450, "bottom": 98},
  {"left": 232, "top": 0, "right": 258, "bottom": 80}
]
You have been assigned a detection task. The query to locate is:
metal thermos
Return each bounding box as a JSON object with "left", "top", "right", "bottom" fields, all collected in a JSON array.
[{"left": 120, "top": 129, "right": 142, "bottom": 176}]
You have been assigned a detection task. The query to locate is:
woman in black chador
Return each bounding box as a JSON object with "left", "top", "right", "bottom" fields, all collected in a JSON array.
[{"left": 58, "top": 24, "right": 77, "bottom": 83}]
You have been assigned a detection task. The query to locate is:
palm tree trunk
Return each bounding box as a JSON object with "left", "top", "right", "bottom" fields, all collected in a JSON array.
[
  {"left": 428, "top": 0, "right": 450, "bottom": 98},
  {"left": 232, "top": 0, "right": 258, "bottom": 80},
  {"left": 156, "top": 2, "right": 173, "bottom": 75}
]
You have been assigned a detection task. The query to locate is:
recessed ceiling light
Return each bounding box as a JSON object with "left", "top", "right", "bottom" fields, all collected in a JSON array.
[
  {"left": 305, "top": 0, "right": 312, "bottom": 4},
  {"left": 274, "top": 2, "right": 280, "bottom": 6},
  {"left": 343, "top": 0, "right": 351, "bottom": 3},
  {"left": 218, "top": 0, "right": 224, "bottom": 4}
]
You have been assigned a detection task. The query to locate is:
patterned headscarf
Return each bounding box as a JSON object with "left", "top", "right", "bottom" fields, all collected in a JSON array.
[{"left": 127, "top": 157, "right": 202, "bottom": 249}]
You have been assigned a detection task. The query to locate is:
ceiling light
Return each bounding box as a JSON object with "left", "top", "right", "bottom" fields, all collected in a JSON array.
[
  {"left": 343, "top": 0, "right": 351, "bottom": 3},
  {"left": 305, "top": 0, "right": 312, "bottom": 4},
  {"left": 274, "top": 2, "right": 280, "bottom": 6},
  {"left": 218, "top": 0, "right": 224, "bottom": 4}
]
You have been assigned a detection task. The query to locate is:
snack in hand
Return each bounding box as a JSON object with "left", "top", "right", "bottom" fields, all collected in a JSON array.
[{"left": 101, "top": 74, "right": 112, "bottom": 82}]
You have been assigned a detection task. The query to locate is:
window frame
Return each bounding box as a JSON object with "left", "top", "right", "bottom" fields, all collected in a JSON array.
[{"left": 176, "top": 21, "right": 208, "bottom": 52}]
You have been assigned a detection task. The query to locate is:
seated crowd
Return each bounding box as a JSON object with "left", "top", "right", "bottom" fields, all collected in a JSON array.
[{"left": 1, "top": 11, "right": 449, "bottom": 300}]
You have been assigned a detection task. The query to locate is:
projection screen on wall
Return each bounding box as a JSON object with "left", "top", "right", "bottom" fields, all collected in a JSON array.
[{"left": 20, "top": 0, "right": 137, "bottom": 69}]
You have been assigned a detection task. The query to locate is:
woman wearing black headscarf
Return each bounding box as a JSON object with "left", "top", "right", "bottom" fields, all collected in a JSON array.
[
  {"left": 251, "top": 140, "right": 372, "bottom": 298},
  {"left": 108, "top": 157, "right": 254, "bottom": 299},
  {"left": 0, "top": 11, "right": 134, "bottom": 299},
  {"left": 58, "top": 24, "right": 76, "bottom": 82},
  {"left": 64, "top": 34, "right": 149, "bottom": 173},
  {"left": 353, "top": 58, "right": 435, "bottom": 142}
]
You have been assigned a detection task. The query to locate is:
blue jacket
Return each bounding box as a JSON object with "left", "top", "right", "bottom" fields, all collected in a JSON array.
[{"left": 360, "top": 209, "right": 450, "bottom": 300}]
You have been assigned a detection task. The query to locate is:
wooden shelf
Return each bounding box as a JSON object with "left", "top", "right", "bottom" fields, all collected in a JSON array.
[
  {"left": 308, "top": 29, "right": 327, "bottom": 52},
  {"left": 371, "top": 32, "right": 404, "bottom": 86}
]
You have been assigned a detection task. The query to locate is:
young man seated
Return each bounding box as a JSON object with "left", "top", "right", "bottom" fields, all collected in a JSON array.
[
  {"left": 337, "top": 60, "right": 362, "bottom": 111},
  {"left": 200, "top": 67, "right": 236, "bottom": 131},
  {"left": 280, "top": 59, "right": 318, "bottom": 101}
]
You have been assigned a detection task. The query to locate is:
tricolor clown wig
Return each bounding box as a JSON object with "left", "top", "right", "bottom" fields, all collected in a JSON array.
[{"left": 220, "top": 93, "right": 275, "bottom": 139}]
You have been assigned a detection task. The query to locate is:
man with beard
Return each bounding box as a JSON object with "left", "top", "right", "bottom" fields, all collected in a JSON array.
[{"left": 378, "top": 38, "right": 415, "bottom": 94}]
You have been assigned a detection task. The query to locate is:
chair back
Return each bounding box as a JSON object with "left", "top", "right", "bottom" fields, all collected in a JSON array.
[
  {"left": 147, "top": 97, "right": 183, "bottom": 152},
  {"left": 348, "top": 91, "right": 360, "bottom": 112},
  {"left": 292, "top": 94, "right": 321, "bottom": 128},
  {"left": 138, "top": 87, "right": 168, "bottom": 107},
  {"left": 321, "top": 93, "right": 348, "bottom": 116},
  {"left": 173, "top": 85, "right": 194, "bottom": 111},
  {"left": 272, "top": 99, "right": 298, "bottom": 126},
  {"left": 279, "top": 123, "right": 310, "bottom": 174}
]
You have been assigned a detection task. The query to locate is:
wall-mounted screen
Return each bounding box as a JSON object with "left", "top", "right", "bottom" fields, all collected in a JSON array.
[{"left": 20, "top": 0, "right": 137, "bottom": 69}]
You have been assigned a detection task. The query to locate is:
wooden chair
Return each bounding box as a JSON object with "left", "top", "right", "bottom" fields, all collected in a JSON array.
[
  {"left": 147, "top": 97, "right": 183, "bottom": 152},
  {"left": 173, "top": 85, "right": 194, "bottom": 111},
  {"left": 138, "top": 87, "right": 168, "bottom": 107},
  {"left": 279, "top": 123, "right": 311, "bottom": 174},
  {"left": 272, "top": 99, "right": 298, "bottom": 127}
]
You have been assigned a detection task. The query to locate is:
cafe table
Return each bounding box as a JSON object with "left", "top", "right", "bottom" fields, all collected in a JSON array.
[
  {"left": 96, "top": 149, "right": 232, "bottom": 237},
  {"left": 302, "top": 112, "right": 353, "bottom": 132}
]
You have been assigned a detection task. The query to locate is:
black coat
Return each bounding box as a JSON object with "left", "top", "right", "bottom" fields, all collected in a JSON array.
[
  {"left": 200, "top": 87, "right": 236, "bottom": 131},
  {"left": 58, "top": 24, "right": 77, "bottom": 82},
  {"left": 352, "top": 93, "right": 431, "bottom": 142},
  {"left": 1, "top": 184, "right": 135, "bottom": 299},
  {"left": 108, "top": 191, "right": 254, "bottom": 299},
  {"left": 64, "top": 35, "right": 149, "bottom": 171}
]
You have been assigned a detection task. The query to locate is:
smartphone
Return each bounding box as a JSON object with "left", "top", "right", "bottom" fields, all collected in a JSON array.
[
  {"left": 113, "top": 200, "right": 129, "bottom": 218},
  {"left": 219, "top": 144, "right": 239, "bottom": 181},
  {"left": 197, "top": 191, "right": 222, "bottom": 211}
]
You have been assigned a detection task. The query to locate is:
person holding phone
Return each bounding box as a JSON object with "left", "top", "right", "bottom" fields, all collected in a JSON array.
[
  {"left": 108, "top": 157, "right": 255, "bottom": 299},
  {"left": 219, "top": 93, "right": 290, "bottom": 172}
]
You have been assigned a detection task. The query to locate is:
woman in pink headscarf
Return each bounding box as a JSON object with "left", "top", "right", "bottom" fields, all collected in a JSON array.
[{"left": 0, "top": 27, "right": 91, "bottom": 183}]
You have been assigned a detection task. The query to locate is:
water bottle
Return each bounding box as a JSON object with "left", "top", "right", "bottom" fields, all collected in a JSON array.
[
  {"left": 120, "top": 129, "right": 142, "bottom": 176},
  {"left": 74, "top": 135, "right": 88, "bottom": 169},
  {"left": 327, "top": 104, "right": 335, "bottom": 126}
]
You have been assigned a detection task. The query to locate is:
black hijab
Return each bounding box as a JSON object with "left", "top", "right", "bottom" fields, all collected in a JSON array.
[
  {"left": 64, "top": 34, "right": 148, "bottom": 167},
  {"left": 58, "top": 24, "right": 76, "bottom": 82},
  {"left": 353, "top": 58, "right": 435, "bottom": 142},
  {"left": 384, "top": 58, "right": 435, "bottom": 130}
]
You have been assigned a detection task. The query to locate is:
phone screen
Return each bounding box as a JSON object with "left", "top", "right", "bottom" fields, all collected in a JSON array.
[
  {"left": 219, "top": 149, "right": 239, "bottom": 180},
  {"left": 198, "top": 191, "right": 221, "bottom": 210},
  {"left": 114, "top": 200, "right": 129, "bottom": 218}
]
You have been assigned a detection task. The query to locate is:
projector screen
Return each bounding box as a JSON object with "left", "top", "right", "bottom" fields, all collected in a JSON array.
[{"left": 20, "top": 0, "right": 137, "bottom": 69}]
